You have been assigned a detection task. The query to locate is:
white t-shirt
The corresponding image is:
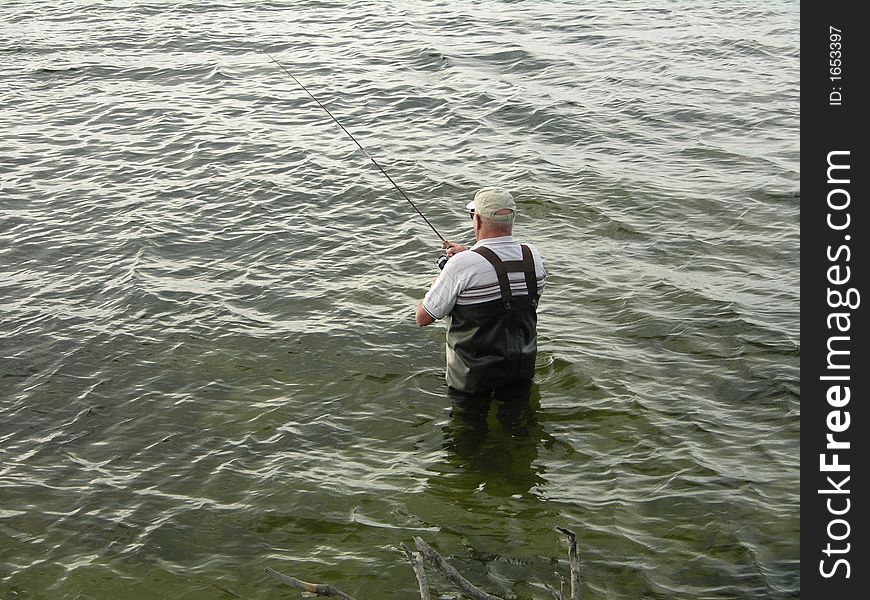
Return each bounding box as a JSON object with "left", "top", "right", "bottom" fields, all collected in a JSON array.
[{"left": 422, "top": 236, "right": 547, "bottom": 320}]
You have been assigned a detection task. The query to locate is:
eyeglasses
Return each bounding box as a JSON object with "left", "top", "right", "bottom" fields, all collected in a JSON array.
[{"left": 469, "top": 211, "right": 475, "bottom": 220}]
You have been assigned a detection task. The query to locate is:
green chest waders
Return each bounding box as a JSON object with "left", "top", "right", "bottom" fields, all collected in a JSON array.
[{"left": 445, "top": 244, "right": 540, "bottom": 394}]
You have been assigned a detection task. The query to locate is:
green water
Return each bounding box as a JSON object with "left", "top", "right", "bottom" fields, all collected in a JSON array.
[{"left": 1, "top": 1, "right": 799, "bottom": 598}]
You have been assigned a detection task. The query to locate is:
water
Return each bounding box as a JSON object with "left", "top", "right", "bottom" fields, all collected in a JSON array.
[{"left": 1, "top": 1, "right": 799, "bottom": 598}]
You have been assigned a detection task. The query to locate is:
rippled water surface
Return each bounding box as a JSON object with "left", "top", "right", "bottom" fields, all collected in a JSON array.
[{"left": 1, "top": 1, "right": 799, "bottom": 598}]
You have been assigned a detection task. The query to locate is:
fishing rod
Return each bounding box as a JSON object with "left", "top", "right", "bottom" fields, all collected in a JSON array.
[{"left": 265, "top": 52, "right": 448, "bottom": 244}]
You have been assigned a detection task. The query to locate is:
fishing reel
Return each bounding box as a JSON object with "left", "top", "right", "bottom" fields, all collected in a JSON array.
[{"left": 435, "top": 255, "right": 449, "bottom": 270}]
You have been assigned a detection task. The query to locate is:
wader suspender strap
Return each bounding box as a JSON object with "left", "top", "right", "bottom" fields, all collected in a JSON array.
[{"left": 472, "top": 245, "right": 538, "bottom": 309}]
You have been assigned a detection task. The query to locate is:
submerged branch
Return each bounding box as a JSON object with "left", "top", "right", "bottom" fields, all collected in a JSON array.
[
  {"left": 401, "top": 542, "right": 431, "bottom": 600},
  {"left": 556, "top": 527, "right": 581, "bottom": 600},
  {"left": 413, "top": 537, "right": 503, "bottom": 600},
  {"left": 265, "top": 567, "right": 358, "bottom": 600},
  {"left": 544, "top": 580, "right": 564, "bottom": 600},
  {"left": 265, "top": 528, "right": 580, "bottom": 600}
]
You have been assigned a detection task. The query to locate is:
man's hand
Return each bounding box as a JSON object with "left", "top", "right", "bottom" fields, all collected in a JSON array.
[{"left": 441, "top": 240, "right": 468, "bottom": 258}]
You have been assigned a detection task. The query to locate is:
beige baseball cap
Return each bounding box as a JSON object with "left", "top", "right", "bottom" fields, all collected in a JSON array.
[{"left": 465, "top": 187, "right": 516, "bottom": 222}]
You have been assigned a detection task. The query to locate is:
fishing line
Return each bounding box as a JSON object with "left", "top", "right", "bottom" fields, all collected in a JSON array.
[{"left": 265, "top": 52, "right": 447, "bottom": 244}]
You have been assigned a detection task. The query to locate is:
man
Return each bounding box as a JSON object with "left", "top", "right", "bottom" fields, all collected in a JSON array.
[{"left": 415, "top": 187, "right": 547, "bottom": 395}]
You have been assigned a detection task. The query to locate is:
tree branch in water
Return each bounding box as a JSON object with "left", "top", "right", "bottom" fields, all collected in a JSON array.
[
  {"left": 264, "top": 567, "right": 358, "bottom": 600},
  {"left": 401, "top": 542, "right": 430, "bottom": 600},
  {"left": 556, "top": 527, "right": 581, "bottom": 600},
  {"left": 413, "top": 537, "right": 503, "bottom": 600},
  {"left": 265, "top": 528, "right": 581, "bottom": 600}
]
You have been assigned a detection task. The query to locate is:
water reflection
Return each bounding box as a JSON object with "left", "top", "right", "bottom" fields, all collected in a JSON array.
[{"left": 434, "top": 383, "right": 547, "bottom": 498}]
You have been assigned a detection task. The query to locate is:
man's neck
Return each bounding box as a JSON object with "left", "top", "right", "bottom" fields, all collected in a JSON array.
[{"left": 476, "top": 230, "right": 513, "bottom": 241}]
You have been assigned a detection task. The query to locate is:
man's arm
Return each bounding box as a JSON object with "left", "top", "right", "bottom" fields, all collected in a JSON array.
[
  {"left": 417, "top": 249, "right": 465, "bottom": 326},
  {"left": 415, "top": 300, "right": 435, "bottom": 327}
]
